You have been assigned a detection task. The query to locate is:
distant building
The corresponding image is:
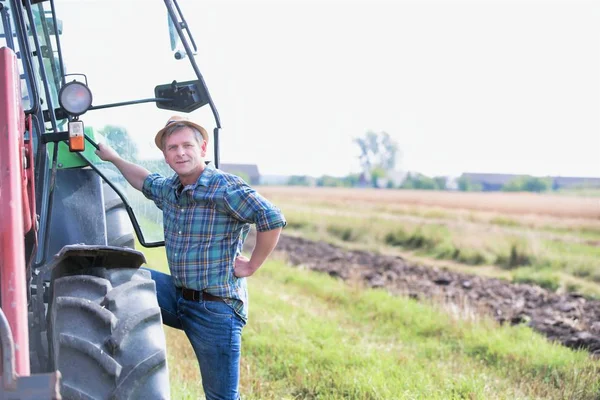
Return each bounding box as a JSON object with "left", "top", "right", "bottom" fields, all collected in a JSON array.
[
  {"left": 460, "top": 173, "right": 517, "bottom": 191},
  {"left": 219, "top": 163, "right": 260, "bottom": 185},
  {"left": 260, "top": 174, "right": 290, "bottom": 185},
  {"left": 552, "top": 176, "right": 600, "bottom": 190},
  {"left": 460, "top": 172, "right": 600, "bottom": 191}
]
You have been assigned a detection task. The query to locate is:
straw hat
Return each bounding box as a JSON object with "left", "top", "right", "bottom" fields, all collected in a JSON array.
[{"left": 154, "top": 115, "right": 209, "bottom": 150}]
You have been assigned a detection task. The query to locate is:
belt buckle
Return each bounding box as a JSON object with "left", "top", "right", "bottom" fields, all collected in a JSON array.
[{"left": 182, "top": 287, "right": 200, "bottom": 302}]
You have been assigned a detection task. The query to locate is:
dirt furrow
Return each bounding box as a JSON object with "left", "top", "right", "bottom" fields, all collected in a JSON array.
[{"left": 265, "top": 233, "right": 600, "bottom": 356}]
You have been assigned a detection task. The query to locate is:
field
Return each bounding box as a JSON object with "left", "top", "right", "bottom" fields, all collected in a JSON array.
[
  {"left": 257, "top": 187, "right": 600, "bottom": 297},
  {"left": 140, "top": 187, "right": 600, "bottom": 399},
  {"left": 259, "top": 187, "right": 600, "bottom": 219}
]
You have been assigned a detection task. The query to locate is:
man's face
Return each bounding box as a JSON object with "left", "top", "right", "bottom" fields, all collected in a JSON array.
[{"left": 163, "top": 126, "right": 207, "bottom": 183}]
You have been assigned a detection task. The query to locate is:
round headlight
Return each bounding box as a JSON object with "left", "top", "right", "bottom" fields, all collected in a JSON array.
[{"left": 58, "top": 81, "right": 93, "bottom": 116}]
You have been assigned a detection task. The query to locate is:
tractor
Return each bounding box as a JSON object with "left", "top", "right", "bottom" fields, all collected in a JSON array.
[{"left": 0, "top": 0, "right": 221, "bottom": 398}]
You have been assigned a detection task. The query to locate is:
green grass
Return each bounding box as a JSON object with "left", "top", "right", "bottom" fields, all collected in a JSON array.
[
  {"left": 512, "top": 267, "right": 561, "bottom": 291},
  {"left": 540, "top": 240, "right": 600, "bottom": 282},
  {"left": 141, "top": 248, "right": 599, "bottom": 399}
]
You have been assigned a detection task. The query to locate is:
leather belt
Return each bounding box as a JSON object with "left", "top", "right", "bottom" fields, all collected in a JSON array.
[{"left": 180, "top": 287, "right": 224, "bottom": 303}]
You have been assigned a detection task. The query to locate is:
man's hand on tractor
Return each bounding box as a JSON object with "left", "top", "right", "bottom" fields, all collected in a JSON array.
[
  {"left": 95, "top": 143, "right": 120, "bottom": 163},
  {"left": 94, "top": 143, "right": 150, "bottom": 191}
]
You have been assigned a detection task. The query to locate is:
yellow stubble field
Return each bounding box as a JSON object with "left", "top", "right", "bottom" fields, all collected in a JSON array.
[{"left": 257, "top": 186, "right": 600, "bottom": 220}]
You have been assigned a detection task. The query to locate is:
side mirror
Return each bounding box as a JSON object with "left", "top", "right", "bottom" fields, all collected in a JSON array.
[{"left": 155, "top": 80, "right": 210, "bottom": 113}]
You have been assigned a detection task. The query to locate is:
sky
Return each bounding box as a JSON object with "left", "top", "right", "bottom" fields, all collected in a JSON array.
[{"left": 55, "top": 0, "right": 599, "bottom": 178}]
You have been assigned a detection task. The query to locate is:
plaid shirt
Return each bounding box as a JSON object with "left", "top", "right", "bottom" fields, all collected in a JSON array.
[{"left": 142, "top": 163, "right": 286, "bottom": 320}]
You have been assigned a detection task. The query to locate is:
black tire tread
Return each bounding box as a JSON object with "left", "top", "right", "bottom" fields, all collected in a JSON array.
[
  {"left": 111, "top": 350, "right": 167, "bottom": 400},
  {"left": 101, "top": 281, "right": 156, "bottom": 310},
  {"left": 59, "top": 333, "right": 122, "bottom": 378},
  {"left": 110, "top": 233, "right": 136, "bottom": 248},
  {"left": 61, "top": 383, "right": 97, "bottom": 400},
  {"left": 106, "top": 307, "right": 161, "bottom": 353},
  {"left": 55, "top": 297, "right": 117, "bottom": 329},
  {"left": 103, "top": 183, "right": 135, "bottom": 249},
  {"left": 50, "top": 269, "right": 170, "bottom": 399},
  {"left": 54, "top": 275, "right": 111, "bottom": 301},
  {"left": 104, "top": 197, "right": 125, "bottom": 212}
]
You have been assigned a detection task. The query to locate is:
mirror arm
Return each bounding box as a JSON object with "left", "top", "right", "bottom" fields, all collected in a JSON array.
[
  {"left": 89, "top": 97, "right": 171, "bottom": 111},
  {"left": 44, "top": 98, "right": 172, "bottom": 122}
]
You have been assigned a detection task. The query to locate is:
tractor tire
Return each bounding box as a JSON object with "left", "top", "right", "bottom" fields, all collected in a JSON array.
[
  {"left": 103, "top": 182, "right": 135, "bottom": 249},
  {"left": 49, "top": 267, "right": 170, "bottom": 400}
]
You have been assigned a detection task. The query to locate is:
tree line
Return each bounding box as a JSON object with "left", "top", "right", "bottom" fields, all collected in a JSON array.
[{"left": 286, "top": 131, "right": 588, "bottom": 193}]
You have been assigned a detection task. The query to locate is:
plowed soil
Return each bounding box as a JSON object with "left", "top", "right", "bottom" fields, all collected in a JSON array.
[{"left": 262, "top": 233, "right": 600, "bottom": 356}]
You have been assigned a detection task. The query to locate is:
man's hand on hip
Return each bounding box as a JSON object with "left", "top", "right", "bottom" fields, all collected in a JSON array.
[
  {"left": 234, "top": 228, "right": 282, "bottom": 278},
  {"left": 234, "top": 255, "right": 258, "bottom": 278}
]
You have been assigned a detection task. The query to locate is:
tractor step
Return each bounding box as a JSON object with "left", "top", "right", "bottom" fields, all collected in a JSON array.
[
  {"left": 1, "top": 308, "right": 60, "bottom": 399},
  {"left": 0, "top": 372, "right": 61, "bottom": 400}
]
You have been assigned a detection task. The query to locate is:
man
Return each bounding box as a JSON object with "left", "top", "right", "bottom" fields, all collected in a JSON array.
[{"left": 95, "top": 115, "right": 286, "bottom": 400}]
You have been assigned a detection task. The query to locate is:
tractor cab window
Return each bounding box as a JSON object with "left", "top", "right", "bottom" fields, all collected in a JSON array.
[
  {"left": 30, "top": 4, "right": 63, "bottom": 117},
  {"left": 1, "top": 2, "right": 67, "bottom": 125},
  {"left": 0, "top": 3, "right": 32, "bottom": 110}
]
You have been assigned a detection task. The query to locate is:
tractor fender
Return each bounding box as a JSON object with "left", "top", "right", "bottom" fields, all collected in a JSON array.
[{"left": 45, "top": 245, "right": 146, "bottom": 273}]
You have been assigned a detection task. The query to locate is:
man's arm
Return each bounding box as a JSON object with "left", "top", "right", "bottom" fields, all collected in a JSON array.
[
  {"left": 234, "top": 227, "right": 282, "bottom": 278},
  {"left": 95, "top": 143, "right": 151, "bottom": 191}
]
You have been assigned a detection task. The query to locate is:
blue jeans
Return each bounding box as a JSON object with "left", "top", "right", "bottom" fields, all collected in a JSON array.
[{"left": 145, "top": 268, "right": 246, "bottom": 400}]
